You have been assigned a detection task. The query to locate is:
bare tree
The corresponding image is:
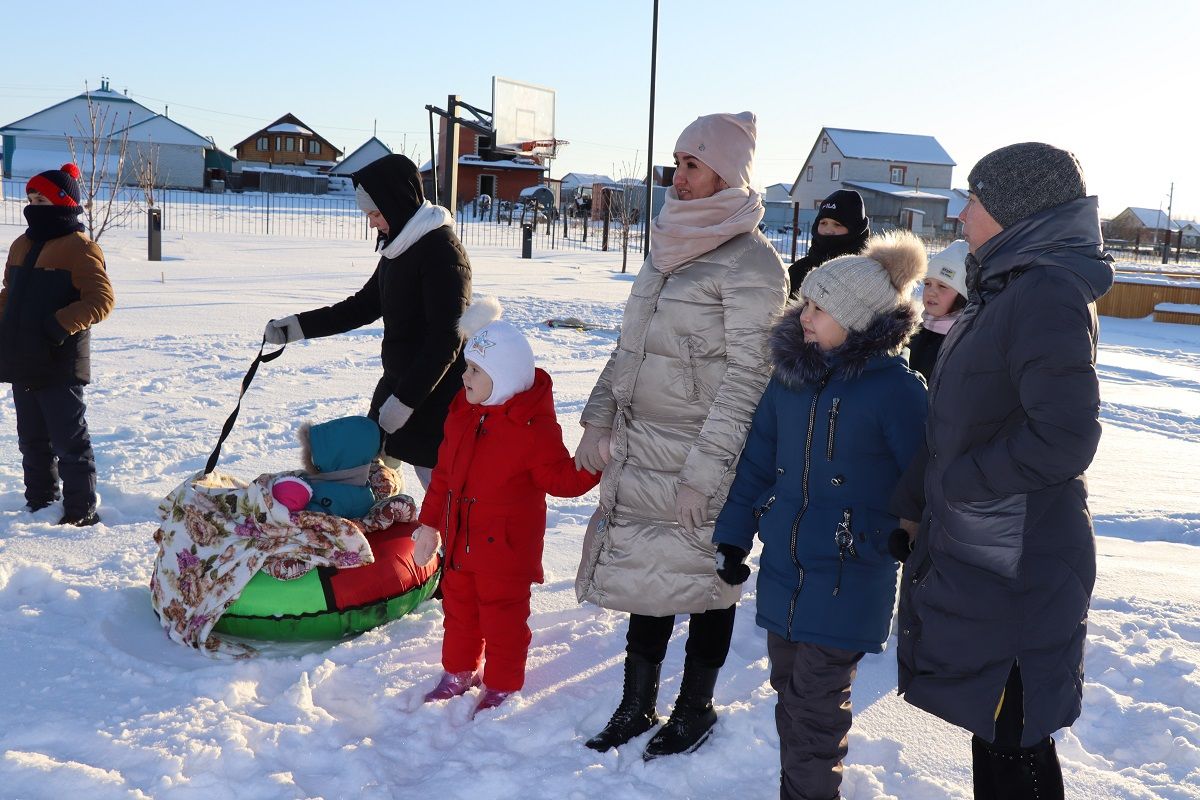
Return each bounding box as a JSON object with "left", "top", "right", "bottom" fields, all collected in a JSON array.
[
  {"left": 134, "top": 140, "right": 164, "bottom": 207},
  {"left": 610, "top": 155, "right": 644, "bottom": 273},
  {"left": 66, "top": 86, "right": 133, "bottom": 241}
]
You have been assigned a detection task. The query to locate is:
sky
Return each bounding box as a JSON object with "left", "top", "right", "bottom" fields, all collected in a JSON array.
[{"left": 1, "top": 0, "right": 1196, "bottom": 219}]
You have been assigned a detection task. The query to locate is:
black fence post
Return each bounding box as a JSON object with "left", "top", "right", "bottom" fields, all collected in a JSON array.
[{"left": 602, "top": 196, "right": 611, "bottom": 252}]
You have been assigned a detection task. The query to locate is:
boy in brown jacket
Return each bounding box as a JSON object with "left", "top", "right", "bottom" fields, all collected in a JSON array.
[{"left": 1, "top": 164, "right": 115, "bottom": 525}]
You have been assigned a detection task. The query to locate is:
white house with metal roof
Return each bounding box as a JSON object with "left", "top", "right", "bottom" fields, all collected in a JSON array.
[
  {"left": 329, "top": 137, "right": 393, "bottom": 178},
  {"left": 791, "top": 127, "right": 960, "bottom": 232},
  {"left": 1, "top": 80, "right": 214, "bottom": 189}
]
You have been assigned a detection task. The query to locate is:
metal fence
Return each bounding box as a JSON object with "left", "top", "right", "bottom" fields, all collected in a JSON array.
[
  {"left": 2, "top": 178, "right": 371, "bottom": 240},
  {"left": 15, "top": 178, "right": 1185, "bottom": 268}
]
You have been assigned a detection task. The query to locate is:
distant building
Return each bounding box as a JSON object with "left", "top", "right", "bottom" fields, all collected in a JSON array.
[
  {"left": 232, "top": 113, "right": 343, "bottom": 172},
  {"left": 791, "top": 127, "right": 961, "bottom": 233},
  {"left": 329, "top": 137, "right": 392, "bottom": 178},
  {"left": 1, "top": 79, "right": 215, "bottom": 189},
  {"left": 1107, "top": 207, "right": 1193, "bottom": 246},
  {"left": 419, "top": 126, "right": 546, "bottom": 204}
]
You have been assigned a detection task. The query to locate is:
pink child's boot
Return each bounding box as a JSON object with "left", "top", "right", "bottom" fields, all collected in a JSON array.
[
  {"left": 424, "top": 671, "right": 481, "bottom": 703},
  {"left": 471, "top": 687, "right": 514, "bottom": 719}
]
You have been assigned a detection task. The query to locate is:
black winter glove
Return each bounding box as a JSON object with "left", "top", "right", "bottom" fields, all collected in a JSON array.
[
  {"left": 714, "top": 543, "right": 751, "bottom": 585},
  {"left": 888, "top": 528, "right": 913, "bottom": 563}
]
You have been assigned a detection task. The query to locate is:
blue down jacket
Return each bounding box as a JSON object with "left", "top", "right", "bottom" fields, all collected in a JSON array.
[{"left": 714, "top": 301, "right": 927, "bottom": 653}]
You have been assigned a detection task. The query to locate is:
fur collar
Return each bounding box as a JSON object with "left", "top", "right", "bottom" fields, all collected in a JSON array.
[{"left": 770, "top": 301, "right": 921, "bottom": 389}]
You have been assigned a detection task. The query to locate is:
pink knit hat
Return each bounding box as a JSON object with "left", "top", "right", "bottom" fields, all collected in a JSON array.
[{"left": 674, "top": 111, "right": 757, "bottom": 189}]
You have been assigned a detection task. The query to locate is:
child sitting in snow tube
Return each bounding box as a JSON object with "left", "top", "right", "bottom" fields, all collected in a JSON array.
[
  {"left": 213, "top": 416, "right": 440, "bottom": 641},
  {"left": 151, "top": 416, "right": 439, "bottom": 655}
]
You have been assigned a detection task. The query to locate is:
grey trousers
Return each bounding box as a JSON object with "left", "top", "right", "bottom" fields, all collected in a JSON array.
[{"left": 767, "top": 633, "right": 864, "bottom": 800}]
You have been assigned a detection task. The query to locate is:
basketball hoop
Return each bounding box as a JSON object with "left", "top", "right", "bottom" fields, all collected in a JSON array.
[{"left": 519, "top": 138, "right": 570, "bottom": 158}]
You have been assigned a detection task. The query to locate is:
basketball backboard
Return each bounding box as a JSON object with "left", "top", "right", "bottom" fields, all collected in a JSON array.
[{"left": 492, "top": 77, "right": 556, "bottom": 156}]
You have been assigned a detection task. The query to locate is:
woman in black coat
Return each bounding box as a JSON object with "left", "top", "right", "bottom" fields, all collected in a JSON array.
[
  {"left": 786, "top": 189, "right": 869, "bottom": 297},
  {"left": 892, "top": 144, "right": 1113, "bottom": 798},
  {"left": 265, "top": 155, "right": 472, "bottom": 487}
]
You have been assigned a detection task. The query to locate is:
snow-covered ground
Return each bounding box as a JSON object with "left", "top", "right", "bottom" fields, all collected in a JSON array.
[{"left": 1, "top": 227, "right": 1197, "bottom": 799}]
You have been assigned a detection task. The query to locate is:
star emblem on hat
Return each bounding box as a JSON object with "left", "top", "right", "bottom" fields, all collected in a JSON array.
[{"left": 469, "top": 330, "right": 496, "bottom": 357}]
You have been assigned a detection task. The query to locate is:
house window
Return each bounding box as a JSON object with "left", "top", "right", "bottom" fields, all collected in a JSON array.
[
  {"left": 308, "top": 139, "right": 321, "bottom": 154},
  {"left": 257, "top": 137, "right": 268, "bottom": 151},
  {"left": 285, "top": 137, "right": 295, "bottom": 152},
  {"left": 890, "top": 165, "right": 907, "bottom": 185},
  {"left": 821, "top": 137, "right": 828, "bottom": 153},
  {"left": 830, "top": 162, "right": 840, "bottom": 181},
  {"left": 276, "top": 136, "right": 282, "bottom": 150},
  {"left": 806, "top": 165, "right": 813, "bottom": 182}
]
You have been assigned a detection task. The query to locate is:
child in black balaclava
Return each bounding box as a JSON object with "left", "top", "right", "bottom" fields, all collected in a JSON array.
[{"left": 787, "top": 189, "right": 870, "bottom": 296}]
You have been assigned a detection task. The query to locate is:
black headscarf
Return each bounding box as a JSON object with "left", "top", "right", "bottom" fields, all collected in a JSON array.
[{"left": 352, "top": 154, "right": 425, "bottom": 248}]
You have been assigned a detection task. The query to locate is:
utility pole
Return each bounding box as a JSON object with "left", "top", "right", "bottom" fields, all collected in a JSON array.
[
  {"left": 643, "top": 0, "right": 659, "bottom": 257},
  {"left": 1163, "top": 182, "right": 1175, "bottom": 264}
]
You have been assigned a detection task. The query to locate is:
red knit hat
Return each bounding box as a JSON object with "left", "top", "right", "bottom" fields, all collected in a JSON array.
[{"left": 27, "top": 163, "right": 82, "bottom": 207}]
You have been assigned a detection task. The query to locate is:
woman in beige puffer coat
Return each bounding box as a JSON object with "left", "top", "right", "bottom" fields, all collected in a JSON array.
[{"left": 575, "top": 112, "right": 787, "bottom": 760}]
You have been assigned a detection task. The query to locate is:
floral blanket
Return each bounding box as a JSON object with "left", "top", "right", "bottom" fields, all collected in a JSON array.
[{"left": 150, "top": 470, "right": 374, "bottom": 658}]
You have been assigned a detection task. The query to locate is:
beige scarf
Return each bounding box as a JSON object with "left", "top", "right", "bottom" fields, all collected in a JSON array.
[{"left": 650, "top": 187, "right": 764, "bottom": 272}]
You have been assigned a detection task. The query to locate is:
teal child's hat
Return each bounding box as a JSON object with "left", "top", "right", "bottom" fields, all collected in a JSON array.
[{"left": 302, "top": 416, "right": 383, "bottom": 518}]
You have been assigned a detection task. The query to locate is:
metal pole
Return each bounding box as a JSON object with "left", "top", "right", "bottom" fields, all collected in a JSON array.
[
  {"left": 643, "top": 0, "right": 659, "bottom": 258},
  {"left": 428, "top": 108, "right": 439, "bottom": 206},
  {"left": 441, "top": 94, "right": 460, "bottom": 213},
  {"left": 1162, "top": 182, "right": 1174, "bottom": 265}
]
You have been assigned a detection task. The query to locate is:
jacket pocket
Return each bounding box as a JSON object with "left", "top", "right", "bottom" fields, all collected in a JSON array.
[{"left": 937, "top": 493, "right": 1027, "bottom": 580}]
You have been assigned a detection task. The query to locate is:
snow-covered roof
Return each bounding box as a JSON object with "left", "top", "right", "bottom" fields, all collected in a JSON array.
[
  {"left": 843, "top": 180, "right": 955, "bottom": 202},
  {"left": 1, "top": 89, "right": 157, "bottom": 137},
  {"left": 418, "top": 156, "right": 547, "bottom": 172},
  {"left": 120, "top": 114, "right": 212, "bottom": 148},
  {"left": 1121, "top": 207, "right": 1185, "bottom": 230},
  {"left": 559, "top": 172, "right": 614, "bottom": 187},
  {"left": 329, "top": 137, "right": 392, "bottom": 176},
  {"left": 267, "top": 122, "right": 314, "bottom": 135},
  {"left": 824, "top": 128, "right": 956, "bottom": 166}
]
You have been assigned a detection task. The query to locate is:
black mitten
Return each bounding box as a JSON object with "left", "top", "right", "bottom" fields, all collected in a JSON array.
[
  {"left": 888, "top": 528, "right": 913, "bottom": 563},
  {"left": 715, "top": 543, "right": 751, "bottom": 585}
]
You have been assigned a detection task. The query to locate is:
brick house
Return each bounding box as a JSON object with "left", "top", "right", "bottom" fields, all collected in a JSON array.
[{"left": 419, "top": 125, "right": 546, "bottom": 205}]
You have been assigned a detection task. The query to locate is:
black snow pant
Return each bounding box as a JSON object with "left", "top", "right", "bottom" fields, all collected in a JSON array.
[
  {"left": 12, "top": 383, "right": 96, "bottom": 516},
  {"left": 625, "top": 604, "right": 736, "bottom": 668},
  {"left": 768, "top": 633, "right": 864, "bottom": 800}
]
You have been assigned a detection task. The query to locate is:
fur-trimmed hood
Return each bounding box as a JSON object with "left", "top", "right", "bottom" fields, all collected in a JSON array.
[{"left": 770, "top": 300, "right": 921, "bottom": 389}]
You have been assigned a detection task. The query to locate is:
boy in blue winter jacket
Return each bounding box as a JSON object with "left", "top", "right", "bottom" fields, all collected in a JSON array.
[{"left": 713, "top": 231, "right": 928, "bottom": 800}]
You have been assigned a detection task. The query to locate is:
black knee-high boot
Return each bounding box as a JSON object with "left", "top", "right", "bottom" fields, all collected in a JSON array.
[
  {"left": 585, "top": 653, "right": 661, "bottom": 752},
  {"left": 643, "top": 658, "right": 720, "bottom": 760},
  {"left": 972, "top": 735, "right": 1065, "bottom": 800}
]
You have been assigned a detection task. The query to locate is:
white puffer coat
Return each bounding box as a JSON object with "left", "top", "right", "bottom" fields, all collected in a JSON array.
[{"left": 576, "top": 230, "right": 786, "bottom": 615}]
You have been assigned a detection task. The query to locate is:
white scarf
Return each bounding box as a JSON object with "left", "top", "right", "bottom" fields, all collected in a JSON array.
[{"left": 378, "top": 201, "right": 455, "bottom": 259}]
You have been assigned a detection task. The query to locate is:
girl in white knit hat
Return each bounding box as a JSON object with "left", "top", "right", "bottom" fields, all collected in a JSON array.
[
  {"left": 712, "top": 230, "right": 928, "bottom": 800},
  {"left": 411, "top": 298, "right": 600, "bottom": 718},
  {"left": 907, "top": 239, "right": 969, "bottom": 383}
]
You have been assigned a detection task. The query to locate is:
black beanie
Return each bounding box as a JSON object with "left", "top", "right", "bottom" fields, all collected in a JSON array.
[
  {"left": 26, "top": 163, "right": 82, "bottom": 207},
  {"left": 815, "top": 189, "right": 868, "bottom": 235},
  {"left": 967, "top": 143, "right": 1086, "bottom": 228}
]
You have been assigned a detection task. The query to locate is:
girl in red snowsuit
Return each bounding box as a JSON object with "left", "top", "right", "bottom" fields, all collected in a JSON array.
[{"left": 414, "top": 298, "right": 600, "bottom": 716}]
